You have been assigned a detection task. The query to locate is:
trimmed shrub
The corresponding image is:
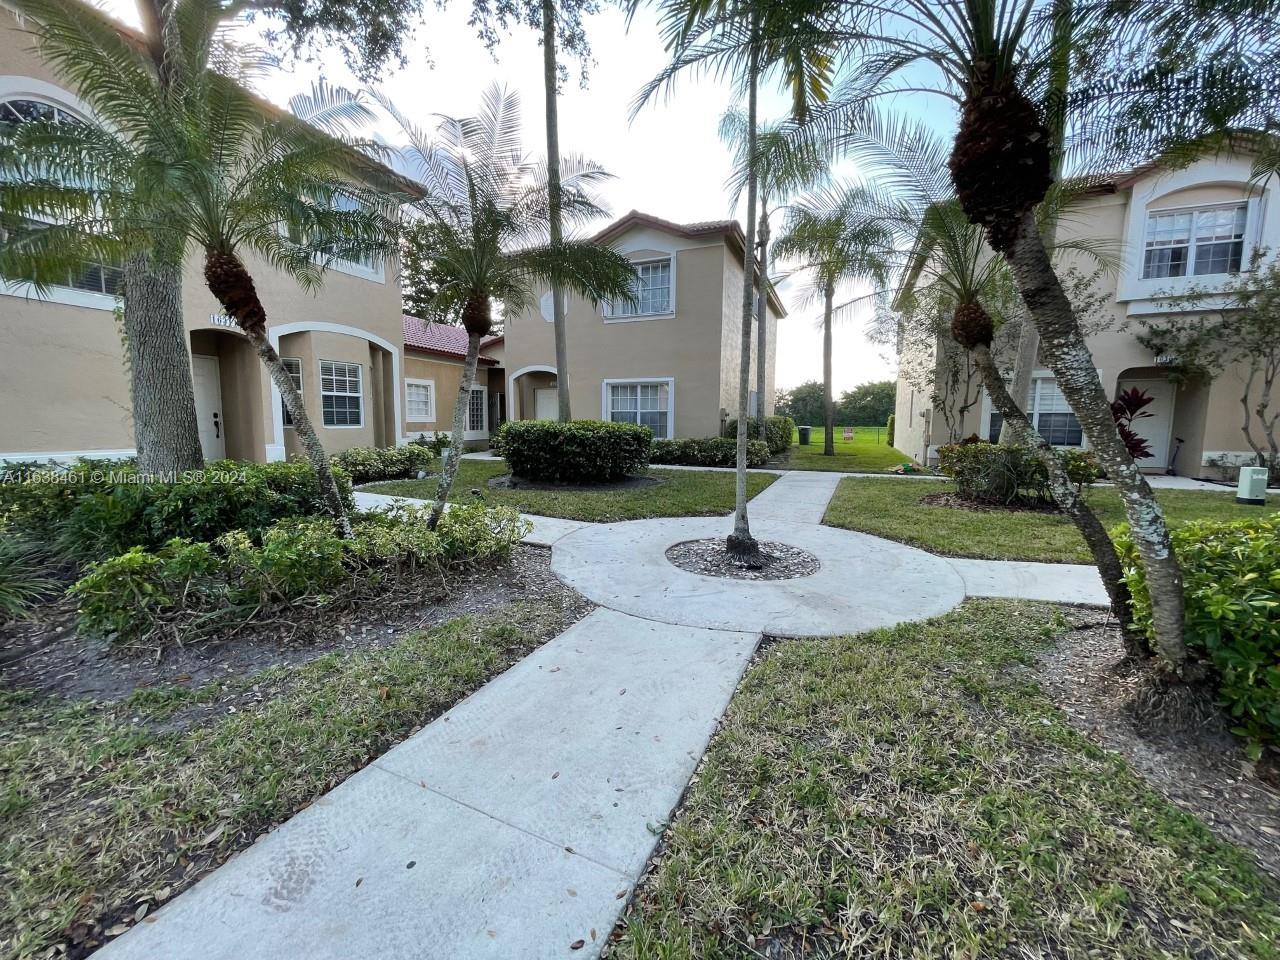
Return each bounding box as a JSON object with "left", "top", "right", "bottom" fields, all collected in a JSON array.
[
  {"left": 1, "top": 459, "right": 353, "bottom": 562},
  {"left": 722, "top": 416, "right": 795, "bottom": 456},
  {"left": 71, "top": 502, "right": 529, "bottom": 645},
  {"left": 650, "top": 437, "right": 770, "bottom": 468},
  {"left": 938, "top": 441, "right": 1050, "bottom": 504},
  {"left": 493, "top": 420, "right": 651, "bottom": 483},
  {"left": 1061, "top": 449, "right": 1102, "bottom": 487},
  {"left": 1115, "top": 513, "right": 1280, "bottom": 751},
  {"left": 334, "top": 445, "right": 435, "bottom": 484},
  {"left": 886, "top": 414, "right": 895, "bottom": 447}
]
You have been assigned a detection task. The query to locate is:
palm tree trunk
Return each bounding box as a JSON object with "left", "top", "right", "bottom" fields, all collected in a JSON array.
[
  {"left": 542, "top": 0, "right": 571, "bottom": 422},
  {"left": 428, "top": 330, "right": 482, "bottom": 530},
  {"left": 727, "top": 22, "right": 762, "bottom": 565},
  {"left": 121, "top": 253, "right": 205, "bottom": 474},
  {"left": 1004, "top": 211, "right": 1189, "bottom": 671},
  {"left": 823, "top": 280, "right": 835, "bottom": 457},
  {"left": 972, "top": 343, "right": 1143, "bottom": 652},
  {"left": 755, "top": 204, "right": 770, "bottom": 441},
  {"left": 202, "top": 250, "right": 352, "bottom": 538}
]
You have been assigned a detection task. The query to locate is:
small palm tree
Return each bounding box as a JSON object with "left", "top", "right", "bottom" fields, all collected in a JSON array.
[
  {"left": 377, "top": 84, "right": 639, "bottom": 528},
  {"left": 0, "top": 0, "right": 402, "bottom": 536}
]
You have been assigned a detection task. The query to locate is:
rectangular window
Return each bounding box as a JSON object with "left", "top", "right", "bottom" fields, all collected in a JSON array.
[
  {"left": 281, "top": 357, "right": 302, "bottom": 427},
  {"left": 406, "top": 381, "right": 434, "bottom": 421},
  {"left": 0, "top": 217, "right": 123, "bottom": 294},
  {"left": 1142, "top": 203, "right": 1246, "bottom": 279},
  {"left": 320, "top": 360, "right": 362, "bottom": 427},
  {"left": 1029, "top": 378, "right": 1082, "bottom": 446},
  {"left": 606, "top": 258, "right": 672, "bottom": 318},
  {"left": 607, "top": 381, "right": 670, "bottom": 438},
  {"left": 468, "top": 388, "right": 486, "bottom": 432}
]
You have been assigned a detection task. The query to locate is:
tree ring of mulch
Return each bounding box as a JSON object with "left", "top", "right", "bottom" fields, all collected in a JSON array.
[
  {"left": 665, "top": 538, "right": 821, "bottom": 581},
  {"left": 488, "top": 473, "right": 666, "bottom": 492},
  {"left": 919, "top": 491, "right": 1060, "bottom": 514}
]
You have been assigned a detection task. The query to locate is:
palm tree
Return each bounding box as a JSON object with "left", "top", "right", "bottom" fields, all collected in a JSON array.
[
  {"left": 635, "top": 0, "right": 841, "bottom": 563},
  {"left": 376, "top": 85, "right": 639, "bottom": 528},
  {"left": 0, "top": 0, "right": 403, "bottom": 535}
]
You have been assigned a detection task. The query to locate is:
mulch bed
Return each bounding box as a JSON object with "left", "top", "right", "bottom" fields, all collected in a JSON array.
[
  {"left": 665, "top": 538, "right": 821, "bottom": 581},
  {"left": 487, "top": 473, "right": 666, "bottom": 492},
  {"left": 919, "top": 491, "right": 1060, "bottom": 514},
  {"left": 0, "top": 545, "right": 592, "bottom": 708},
  {"left": 1036, "top": 607, "right": 1280, "bottom": 878}
]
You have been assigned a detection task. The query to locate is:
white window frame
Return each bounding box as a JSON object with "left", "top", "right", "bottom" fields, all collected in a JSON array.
[
  {"left": 982, "top": 370, "right": 1089, "bottom": 449},
  {"left": 465, "top": 385, "right": 488, "bottom": 440},
  {"left": 604, "top": 256, "right": 675, "bottom": 322},
  {"left": 600, "top": 377, "right": 675, "bottom": 440},
  {"left": 1141, "top": 201, "right": 1249, "bottom": 281},
  {"left": 319, "top": 359, "right": 364, "bottom": 429},
  {"left": 405, "top": 378, "right": 436, "bottom": 423},
  {"left": 280, "top": 357, "right": 302, "bottom": 428}
]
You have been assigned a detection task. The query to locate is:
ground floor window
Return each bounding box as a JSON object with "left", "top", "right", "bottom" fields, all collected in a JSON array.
[
  {"left": 281, "top": 357, "right": 302, "bottom": 427},
  {"left": 406, "top": 380, "right": 434, "bottom": 421},
  {"left": 985, "top": 376, "right": 1083, "bottom": 446},
  {"left": 320, "top": 359, "right": 362, "bottom": 427},
  {"left": 606, "top": 380, "right": 671, "bottom": 438},
  {"left": 468, "top": 388, "right": 486, "bottom": 433}
]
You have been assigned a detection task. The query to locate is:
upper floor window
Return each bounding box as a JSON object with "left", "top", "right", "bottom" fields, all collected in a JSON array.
[
  {"left": 605, "top": 257, "right": 671, "bottom": 318},
  {"left": 0, "top": 97, "right": 86, "bottom": 130},
  {"left": 0, "top": 217, "right": 123, "bottom": 295},
  {"left": 1142, "top": 202, "right": 1247, "bottom": 279}
]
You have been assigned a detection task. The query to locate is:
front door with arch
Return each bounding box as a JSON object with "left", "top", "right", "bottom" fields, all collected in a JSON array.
[
  {"left": 191, "top": 355, "right": 225, "bottom": 460},
  {"left": 1117, "top": 378, "right": 1175, "bottom": 471},
  {"left": 534, "top": 388, "right": 558, "bottom": 421}
]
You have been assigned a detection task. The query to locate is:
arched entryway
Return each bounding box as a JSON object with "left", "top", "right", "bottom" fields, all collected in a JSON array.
[{"left": 508, "top": 365, "right": 559, "bottom": 421}]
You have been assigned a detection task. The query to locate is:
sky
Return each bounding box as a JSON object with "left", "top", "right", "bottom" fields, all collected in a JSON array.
[{"left": 100, "top": 0, "right": 955, "bottom": 392}]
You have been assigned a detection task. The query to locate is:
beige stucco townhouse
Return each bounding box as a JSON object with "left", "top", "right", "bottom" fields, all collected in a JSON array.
[
  {"left": 0, "top": 4, "right": 409, "bottom": 464},
  {"left": 501, "top": 211, "right": 786, "bottom": 440},
  {"left": 894, "top": 145, "right": 1280, "bottom": 480}
]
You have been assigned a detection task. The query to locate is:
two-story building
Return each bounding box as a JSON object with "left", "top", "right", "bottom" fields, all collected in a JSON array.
[
  {"left": 894, "top": 147, "right": 1279, "bottom": 480},
  {"left": 0, "top": 3, "right": 407, "bottom": 464},
  {"left": 500, "top": 211, "right": 785, "bottom": 440}
]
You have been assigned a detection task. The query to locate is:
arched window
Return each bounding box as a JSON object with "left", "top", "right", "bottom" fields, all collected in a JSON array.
[{"left": 0, "top": 95, "right": 121, "bottom": 297}]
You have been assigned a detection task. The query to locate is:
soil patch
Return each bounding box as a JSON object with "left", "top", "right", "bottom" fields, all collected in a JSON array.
[
  {"left": 665, "top": 538, "right": 821, "bottom": 581},
  {"left": 919, "top": 491, "right": 1060, "bottom": 514},
  {"left": 488, "top": 472, "right": 665, "bottom": 492},
  {"left": 1036, "top": 608, "right": 1280, "bottom": 878},
  {"left": 0, "top": 545, "right": 591, "bottom": 709}
]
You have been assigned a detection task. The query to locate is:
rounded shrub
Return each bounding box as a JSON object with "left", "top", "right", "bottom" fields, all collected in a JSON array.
[
  {"left": 334, "top": 445, "right": 435, "bottom": 484},
  {"left": 1115, "top": 513, "right": 1280, "bottom": 752},
  {"left": 937, "top": 441, "right": 1050, "bottom": 504},
  {"left": 722, "top": 416, "right": 795, "bottom": 456},
  {"left": 650, "top": 437, "right": 769, "bottom": 468},
  {"left": 493, "top": 420, "right": 652, "bottom": 483}
]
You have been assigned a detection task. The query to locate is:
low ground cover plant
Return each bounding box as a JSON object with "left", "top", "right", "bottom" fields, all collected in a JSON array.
[
  {"left": 333, "top": 445, "right": 435, "bottom": 485},
  {"left": 723, "top": 416, "right": 795, "bottom": 456},
  {"left": 650, "top": 437, "right": 769, "bottom": 468},
  {"left": 493, "top": 419, "right": 652, "bottom": 483},
  {"left": 1116, "top": 512, "right": 1280, "bottom": 752},
  {"left": 71, "top": 503, "right": 529, "bottom": 646},
  {"left": 938, "top": 440, "right": 1099, "bottom": 505}
]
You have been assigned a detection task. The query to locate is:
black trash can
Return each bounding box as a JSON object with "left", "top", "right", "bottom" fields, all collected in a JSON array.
[{"left": 797, "top": 425, "right": 812, "bottom": 446}]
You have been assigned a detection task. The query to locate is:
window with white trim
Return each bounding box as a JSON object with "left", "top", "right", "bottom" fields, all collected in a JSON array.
[
  {"left": 605, "top": 258, "right": 671, "bottom": 318},
  {"left": 607, "top": 381, "right": 670, "bottom": 438},
  {"left": 406, "top": 380, "right": 434, "bottom": 421},
  {"left": 468, "top": 388, "right": 486, "bottom": 432},
  {"left": 0, "top": 97, "right": 87, "bottom": 129},
  {"left": 319, "top": 360, "right": 362, "bottom": 427},
  {"left": 1142, "top": 202, "right": 1247, "bottom": 279},
  {"left": 280, "top": 357, "right": 302, "bottom": 427},
  {"left": 1029, "top": 378, "right": 1082, "bottom": 446}
]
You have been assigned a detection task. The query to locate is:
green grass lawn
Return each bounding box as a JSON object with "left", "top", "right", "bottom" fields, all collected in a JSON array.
[
  {"left": 0, "top": 605, "right": 570, "bottom": 959},
  {"left": 782, "top": 425, "right": 912, "bottom": 473},
  {"left": 823, "top": 476, "right": 1265, "bottom": 563},
  {"left": 615, "top": 601, "right": 1280, "bottom": 959},
  {"left": 363, "top": 459, "right": 778, "bottom": 523}
]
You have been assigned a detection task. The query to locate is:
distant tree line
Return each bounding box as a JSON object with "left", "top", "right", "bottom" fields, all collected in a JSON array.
[{"left": 776, "top": 380, "right": 894, "bottom": 427}]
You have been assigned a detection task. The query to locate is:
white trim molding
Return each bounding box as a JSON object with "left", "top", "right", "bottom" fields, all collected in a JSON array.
[
  {"left": 404, "top": 377, "right": 437, "bottom": 424},
  {"left": 600, "top": 376, "right": 676, "bottom": 440}
]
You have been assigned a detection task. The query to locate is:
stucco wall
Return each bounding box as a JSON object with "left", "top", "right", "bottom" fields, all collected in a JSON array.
[{"left": 402, "top": 353, "right": 490, "bottom": 439}]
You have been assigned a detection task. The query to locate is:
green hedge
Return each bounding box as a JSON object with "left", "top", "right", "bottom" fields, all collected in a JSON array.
[
  {"left": 0, "top": 459, "right": 353, "bottom": 562},
  {"left": 886, "top": 414, "right": 895, "bottom": 447},
  {"left": 722, "top": 416, "right": 795, "bottom": 456},
  {"left": 334, "top": 445, "right": 435, "bottom": 485},
  {"left": 1116, "top": 513, "right": 1280, "bottom": 752},
  {"left": 71, "top": 503, "right": 529, "bottom": 645},
  {"left": 650, "top": 437, "right": 770, "bottom": 468},
  {"left": 938, "top": 441, "right": 1099, "bottom": 504},
  {"left": 493, "top": 420, "right": 651, "bottom": 483}
]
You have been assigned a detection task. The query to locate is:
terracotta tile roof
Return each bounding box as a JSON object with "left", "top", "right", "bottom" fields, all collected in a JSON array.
[{"left": 402, "top": 316, "right": 499, "bottom": 364}]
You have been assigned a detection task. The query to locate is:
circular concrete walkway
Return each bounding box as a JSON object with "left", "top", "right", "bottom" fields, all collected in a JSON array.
[{"left": 551, "top": 515, "right": 967, "bottom": 636}]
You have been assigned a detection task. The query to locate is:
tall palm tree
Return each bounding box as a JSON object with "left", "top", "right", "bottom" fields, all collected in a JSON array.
[
  {"left": 376, "top": 85, "right": 639, "bottom": 528},
  {"left": 635, "top": 0, "right": 841, "bottom": 563},
  {"left": 0, "top": 0, "right": 403, "bottom": 535}
]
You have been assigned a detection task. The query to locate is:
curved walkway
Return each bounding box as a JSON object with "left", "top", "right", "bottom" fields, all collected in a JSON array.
[{"left": 100, "top": 471, "right": 1108, "bottom": 960}]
